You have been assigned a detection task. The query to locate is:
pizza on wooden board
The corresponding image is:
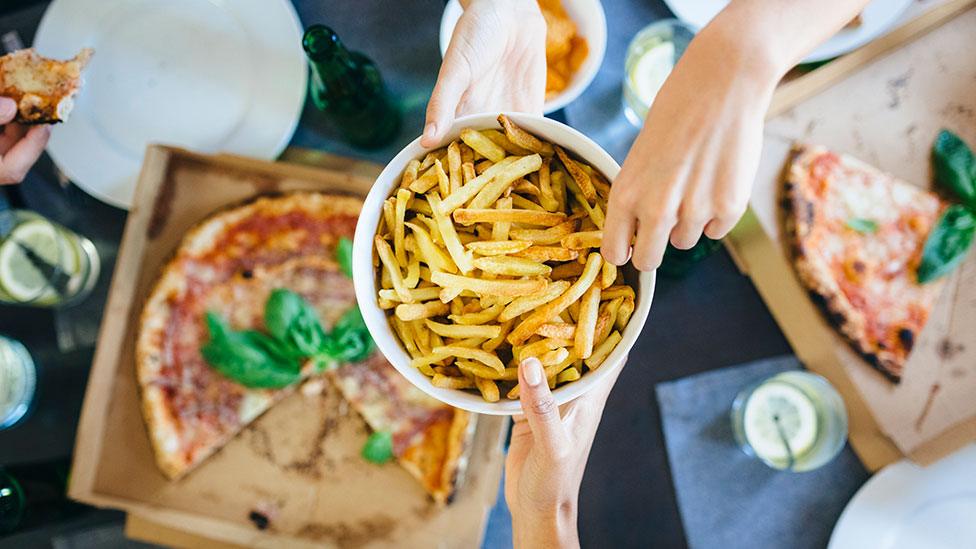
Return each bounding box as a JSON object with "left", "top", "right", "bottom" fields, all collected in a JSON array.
[
  {"left": 0, "top": 48, "right": 92, "bottom": 124},
  {"left": 783, "top": 145, "right": 946, "bottom": 382},
  {"left": 136, "top": 192, "right": 472, "bottom": 504}
]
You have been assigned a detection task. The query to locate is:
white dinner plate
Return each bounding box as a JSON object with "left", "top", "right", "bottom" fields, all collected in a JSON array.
[
  {"left": 33, "top": 0, "right": 308, "bottom": 209},
  {"left": 662, "top": 0, "right": 911, "bottom": 63},
  {"left": 829, "top": 444, "right": 976, "bottom": 549}
]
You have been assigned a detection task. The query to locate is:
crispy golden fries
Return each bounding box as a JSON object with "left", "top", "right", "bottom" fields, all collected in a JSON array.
[{"left": 373, "top": 116, "right": 637, "bottom": 401}]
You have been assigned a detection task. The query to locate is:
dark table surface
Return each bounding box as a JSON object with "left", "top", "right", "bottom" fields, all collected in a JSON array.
[{"left": 0, "top": 1, "right": 792, "bottom": 547}]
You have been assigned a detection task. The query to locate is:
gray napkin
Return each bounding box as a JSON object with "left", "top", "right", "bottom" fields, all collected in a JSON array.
[{"left": 655, "top": 356, "right": 869, "bottom": 549}]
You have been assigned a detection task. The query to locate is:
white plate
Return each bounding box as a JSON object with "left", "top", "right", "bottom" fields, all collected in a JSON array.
[
  {"left": 33, "top": 0, "right": 308, "bottom": 209},
  {"left": 829, "top": 444, "right": 976, "bottom": 549},
  {"left": 662, "top": 0, "right": 911, "bottom": 63}
]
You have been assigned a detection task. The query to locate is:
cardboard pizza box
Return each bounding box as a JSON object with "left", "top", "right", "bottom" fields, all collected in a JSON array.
[
  {"left": 68, "top": 146, "right": 508, "bottom": 548},
  {"left": 727, "top": 1, "right": 976, "bottom": 470}
]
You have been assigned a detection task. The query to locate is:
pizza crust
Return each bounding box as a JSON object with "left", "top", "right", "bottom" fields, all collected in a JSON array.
[{"left": 0, "top": 48, "right": 92, "bottom": 124}]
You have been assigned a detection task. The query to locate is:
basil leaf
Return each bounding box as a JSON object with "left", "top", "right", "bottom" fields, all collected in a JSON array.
[
  {"left": 337, "top": 237, "right": 354, "bottom": 278},
  {"left": 266, "top": 288, "right": 328, "bottom": 357},
  {"left": 846, "top": 218, "right": 878, "bottom": 234},
  {"left": 932, "top": 129, "right": 976, "bottom": 207},
  {"left": 918, "top": 204, "right": 976, "bottom": 283},
  {"left": 361, "top": 431, "right": 394, "bottom": 464},
  {"left": 201, "top": 312, "right": 301, "bottom": 388},
  {"left": 328, "top": 306, "right": 374, "bottom": 363}
]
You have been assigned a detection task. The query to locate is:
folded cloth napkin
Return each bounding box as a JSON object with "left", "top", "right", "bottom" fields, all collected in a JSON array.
[{"left": 656, "top": 356, "right": 869, "bottom": 549}]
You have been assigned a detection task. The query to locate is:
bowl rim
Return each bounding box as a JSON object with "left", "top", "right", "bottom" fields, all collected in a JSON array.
[
  {"left": 352, "top": 112, "right": 654, "bottom": 415},
  {"left": 437, "top": 0, "right": 607, "bottom": 115}
]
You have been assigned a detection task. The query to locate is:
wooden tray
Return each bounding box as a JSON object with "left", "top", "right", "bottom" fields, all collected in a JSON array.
[{"left": 68, "top": 146, "right": 507, "bottom": 548}]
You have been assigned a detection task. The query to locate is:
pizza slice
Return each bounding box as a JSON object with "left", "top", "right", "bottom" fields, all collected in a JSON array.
[
  {"left": 0, "top": 48, "right": 93, "bottom": 124},
  {"left": 329, "top": 356, "right": 475, "bottom": 505},
  {"left": 784, "top": 144, "right": 946, "bottom": 381}
]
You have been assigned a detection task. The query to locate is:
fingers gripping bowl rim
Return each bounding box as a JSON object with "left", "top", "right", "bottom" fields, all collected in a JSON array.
[{"left": 352, "top": 112, "right": 654, "bottom": 415}]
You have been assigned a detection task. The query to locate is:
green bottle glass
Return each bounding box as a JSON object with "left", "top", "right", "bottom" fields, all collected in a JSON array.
[
  {"left": 0, "top": 459, "right": 81, "bottom": 535},
  {"left": 303, "top": 25, "right": 401, "bottom": 149},
  {"left": 658, "top": 237, "right": 723, "bottom": 278}
]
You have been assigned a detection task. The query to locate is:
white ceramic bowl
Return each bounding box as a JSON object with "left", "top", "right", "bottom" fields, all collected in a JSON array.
[
  {"left": 353, "top": 113, "right": 654, "bottom": 415},
  {"left": 438, "top": 0, "right": 607, "bottom": 114}
]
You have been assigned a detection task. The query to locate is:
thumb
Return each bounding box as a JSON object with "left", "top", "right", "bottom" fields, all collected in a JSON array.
[
  {"left": 518, "top": 357, "right": 566, "bottom": 456},
  {"left": 0, "top": 97, "right": 17, "bottom": 125},
  {"left": 422, "top": 37, "right": 470, "bottom": 148}
]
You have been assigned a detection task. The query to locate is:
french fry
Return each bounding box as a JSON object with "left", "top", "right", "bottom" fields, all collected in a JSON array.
[
  {"left": 474, "top": 376, "right": 500, "bottom": 402},
  {"left": 382, "top": 198, "right": 396, "bottom": 236},
  {"left": 561, "top": 231, "right": 603, "bottom": 250},
  {"left": 432, "top": 271, "right": 547, "bottom": 297},
  {"left": 551, "top": 169, "right": 568, "bottom": 212},
  {"left": 509, "top": 220, "right": 577, "bottom": 245},
  {"left": 429, "top": 195, "right": 474, "bottom": 274},
  {"left": 439, "top": 286, "right": 463, "bottom": 304},
  {"left": 395, "top": 301, "right": 449, "bottom": 321},
  {"left": 453, "top": 208, "right": 566, "bottom": 227},
  {"left": 538, "top": 347, "right": 570, "bottom": 367},
  {"left": 574, "top": 283, "right": 601, "bottom": 359},
  {"left": 434, "top": 158, "right": 450, "bottom": 196},
  {"left": 510, "top": 194, "right": 547, "bottom": 212},
  {"left": 447, "top": 142, "right": 462, "bottom": 194},
  {"left": 508, "top": 253, "right": 602, "bottom": 345},
  {"left": 519, "top": 337, "right": 572, "bottom": 361},
  {"left": 585, "top": 330, "right": 622, "bottom": 369},
  {"left": 497, "top": 114, "right": 554, "bottom": 156},
  {"left": 563, "top": 174, "right": 605, "bottom": 228},
  {"left": 438, "top": 156, "right": 518, "bottom": 213},
  {"left": 601, "top": 285, "right": 636, "bottom": 301},
  {"left": 375, "top": 236, "right": 413, "bottom": 303},
  {"left": 433, "top": 345, "right": 504, "bottom": 371},
  {"left": 403, "top": 256, "right": 420, "bottom": 288},
  {"left": 551, "top": 262, "right": 584, "bottom": 280},
  {"left": 409, "top": 164, "right": 441, "bottom": 193},
  {"left": 536, "top": 322, "right": 575, "bottom": 340},
  {"left": 491, "top": 196, "right": 513, "bottom": 241},
  {"left": 472, "top": 256, "right": 552, "bottom": 276},
  {"left": 457, "top": 360, "right": 519, "bottom": 381},
  {"left": 432, "top": 373, "right": 476, "bottom": 390},
  {"left": 511, "top": 246, "right": 579, "bottom": 262},
  {"left": 461, "top": 162, "right": 476, "bottom": 185},
  {"left": 393, "top": 317, "right": 419, "bottom": 356},
  {"left": 400, "top": 159, "right": 420, "bottom": 189},
  {"left": 482, "top": 128, "right": 533, "bottom": 155},
  {"left": 406, "top": 221, "right": 458, "bottom": 274},
  {"left": 379, "top": 287, "right": 443, "bottom": 303},
  {"left": 536, "top": 158, "right": 559, "bottom": 212},
  {"left": 556, "top": 367, "right": 581, "bottom": 384},
  {"left": 474, "top": 159, "right": 494, "bottom": 175},
  {"left": 555, "top": 145, "right": 596, "bottom": 201},
  {"left": 424, "top": 319, "right": 501, "bottom": 339},
  {"left": 394, "top": 189, "right": 411, "bottom": 265},
  {"left": 512, "top": 179, "right": 541, "bottom": 197},
  {"left": 378, "top": 298, "right": 397, "bottom": 310},
  {"left": 419, "top": 149, "right": 443, "bottom": 171},
  {"left": 459, "top": 142, "right": 474, "bottom": 164},
  {"left": 500, "top": 280, "right": 570, "bottom": 322},
  {"left": 616, "top": 298, "right": 635, "bottom": 331},
  {"left": 467, "top": 154, "right": 544, "bottom": 210},
  {"left": 449, "top": 302, "right": 504, "bottom": 325},
  {"left": 594, "top": 308, "right": 614, "bottom": 346},
  {"left": 601, "top": 261, "right": 617, "bottom": 289},
  {"left": 465, "top": 240, "right": 532, "bottom": 256},
  {"left": 460, "top": 128, "right": 506, "bottom": 162}
]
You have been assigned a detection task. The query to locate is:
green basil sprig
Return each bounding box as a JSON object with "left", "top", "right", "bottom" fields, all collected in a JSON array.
[
  {"left": 200, "top": 312, "right": 302, "bottom": 388},
  {"left": 361, "top": 431, "right": 394, "bottom": 464},
  {"left": 919, "top": 130, "right": 976, "bottom": 283}
]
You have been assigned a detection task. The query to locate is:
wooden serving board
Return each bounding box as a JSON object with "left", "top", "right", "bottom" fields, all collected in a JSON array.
[
  {"left": 728, "top": 1, "right": 976, "bottom": 469},
  {"left": 68, "top": 146, "right": 507, "bottom": 548}
]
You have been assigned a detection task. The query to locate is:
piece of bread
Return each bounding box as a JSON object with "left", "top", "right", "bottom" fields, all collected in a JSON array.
[{"left": 0, "top": 47, "right": 93, "bottom": 124}]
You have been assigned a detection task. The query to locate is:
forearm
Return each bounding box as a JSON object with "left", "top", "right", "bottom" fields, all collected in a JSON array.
[{"left": 512, "top": 504, "right": 580, "bottom": 549}]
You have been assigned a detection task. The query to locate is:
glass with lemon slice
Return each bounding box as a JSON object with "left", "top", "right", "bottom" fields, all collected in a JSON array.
[
  {"left": 731, "top": 371, "right": 848, "bottom": 472},
  {"left": 623, "top": 19, "right": 696, "bottom": 127},
  {"left": 0, "top": 210, "right": 99, "bottom": 307}
]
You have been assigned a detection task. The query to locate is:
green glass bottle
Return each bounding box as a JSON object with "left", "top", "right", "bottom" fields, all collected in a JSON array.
[
  {"left": 303, "top": 25, "right": 401, "bottom": 149},
  {"left": 0, "top": 459, "right": 81, "bottom": 535},
  {"left": 658, "top": 237, "right": 723, "bottom": 278}
]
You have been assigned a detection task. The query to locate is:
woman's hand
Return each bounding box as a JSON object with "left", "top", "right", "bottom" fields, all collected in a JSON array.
[
  {"left": 0, "top": 97, "right": 50, "bottom": 185},
  {"left": 422, "top": 0, "right": 546, "bottom": 147},
  {"left": 505, "top": 357, "right": 620, "bottom": 549},
  {"left": 601, "top": 0, "right": 869, "bottom": 271}
]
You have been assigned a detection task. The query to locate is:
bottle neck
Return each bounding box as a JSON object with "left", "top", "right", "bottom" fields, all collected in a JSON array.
[{"left": 303, "top": 25, "right": 362, "bottom": 95}]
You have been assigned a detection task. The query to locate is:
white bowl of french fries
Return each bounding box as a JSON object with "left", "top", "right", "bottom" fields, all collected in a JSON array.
[{"left": 353, "top": 112, "right": 653, "bottom": 415}]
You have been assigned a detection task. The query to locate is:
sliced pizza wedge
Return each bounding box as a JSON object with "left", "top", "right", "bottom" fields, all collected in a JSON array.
[
  {"left": 784, "top": 144, "right": 946, "bottom": 381},
  {"left": 329, "top": 356, "right": 475, "bottom": 505},
  {"left": 0, "top": 48, "right": 93, "bottom": 124}
]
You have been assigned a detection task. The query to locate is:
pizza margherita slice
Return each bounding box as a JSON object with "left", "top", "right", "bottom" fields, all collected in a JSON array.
[
  {"left": 784, "top": 145, "right": 946, "bottom": 381},
  {"left": 0, "top": 48, "right": 92, "bottom": 124}
]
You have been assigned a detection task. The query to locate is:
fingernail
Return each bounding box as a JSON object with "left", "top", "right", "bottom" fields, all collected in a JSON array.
[
  {"left": 522, "top": 358, "right": 543, "bottom": 387},
  {"left": 423, "top": 122, "right": 436, "bottom": 141}
]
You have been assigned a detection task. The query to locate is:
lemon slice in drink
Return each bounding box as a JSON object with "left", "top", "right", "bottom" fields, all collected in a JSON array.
[
  {"left": 0, "top": 220, "right": 66, "bottom": 302},
  {"left": 629, "top": 40, "right": 675, "bottom": 107},
  {"left": 742, "top": 381, "right": 819, "bottom": 464}
]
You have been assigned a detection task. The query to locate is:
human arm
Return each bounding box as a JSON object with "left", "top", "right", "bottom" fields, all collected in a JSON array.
[
  {"left": 601, "top": 0, "right": 870, "bottom": 270},
  {"left": 0, "top": 96, "right": 50, "bottom": 184},
  {"left": 421, "top": 0, "right": 546, "bottom": 147},
  {"left": 505, "top": 357, "right": 620, "bottom": 548}
]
